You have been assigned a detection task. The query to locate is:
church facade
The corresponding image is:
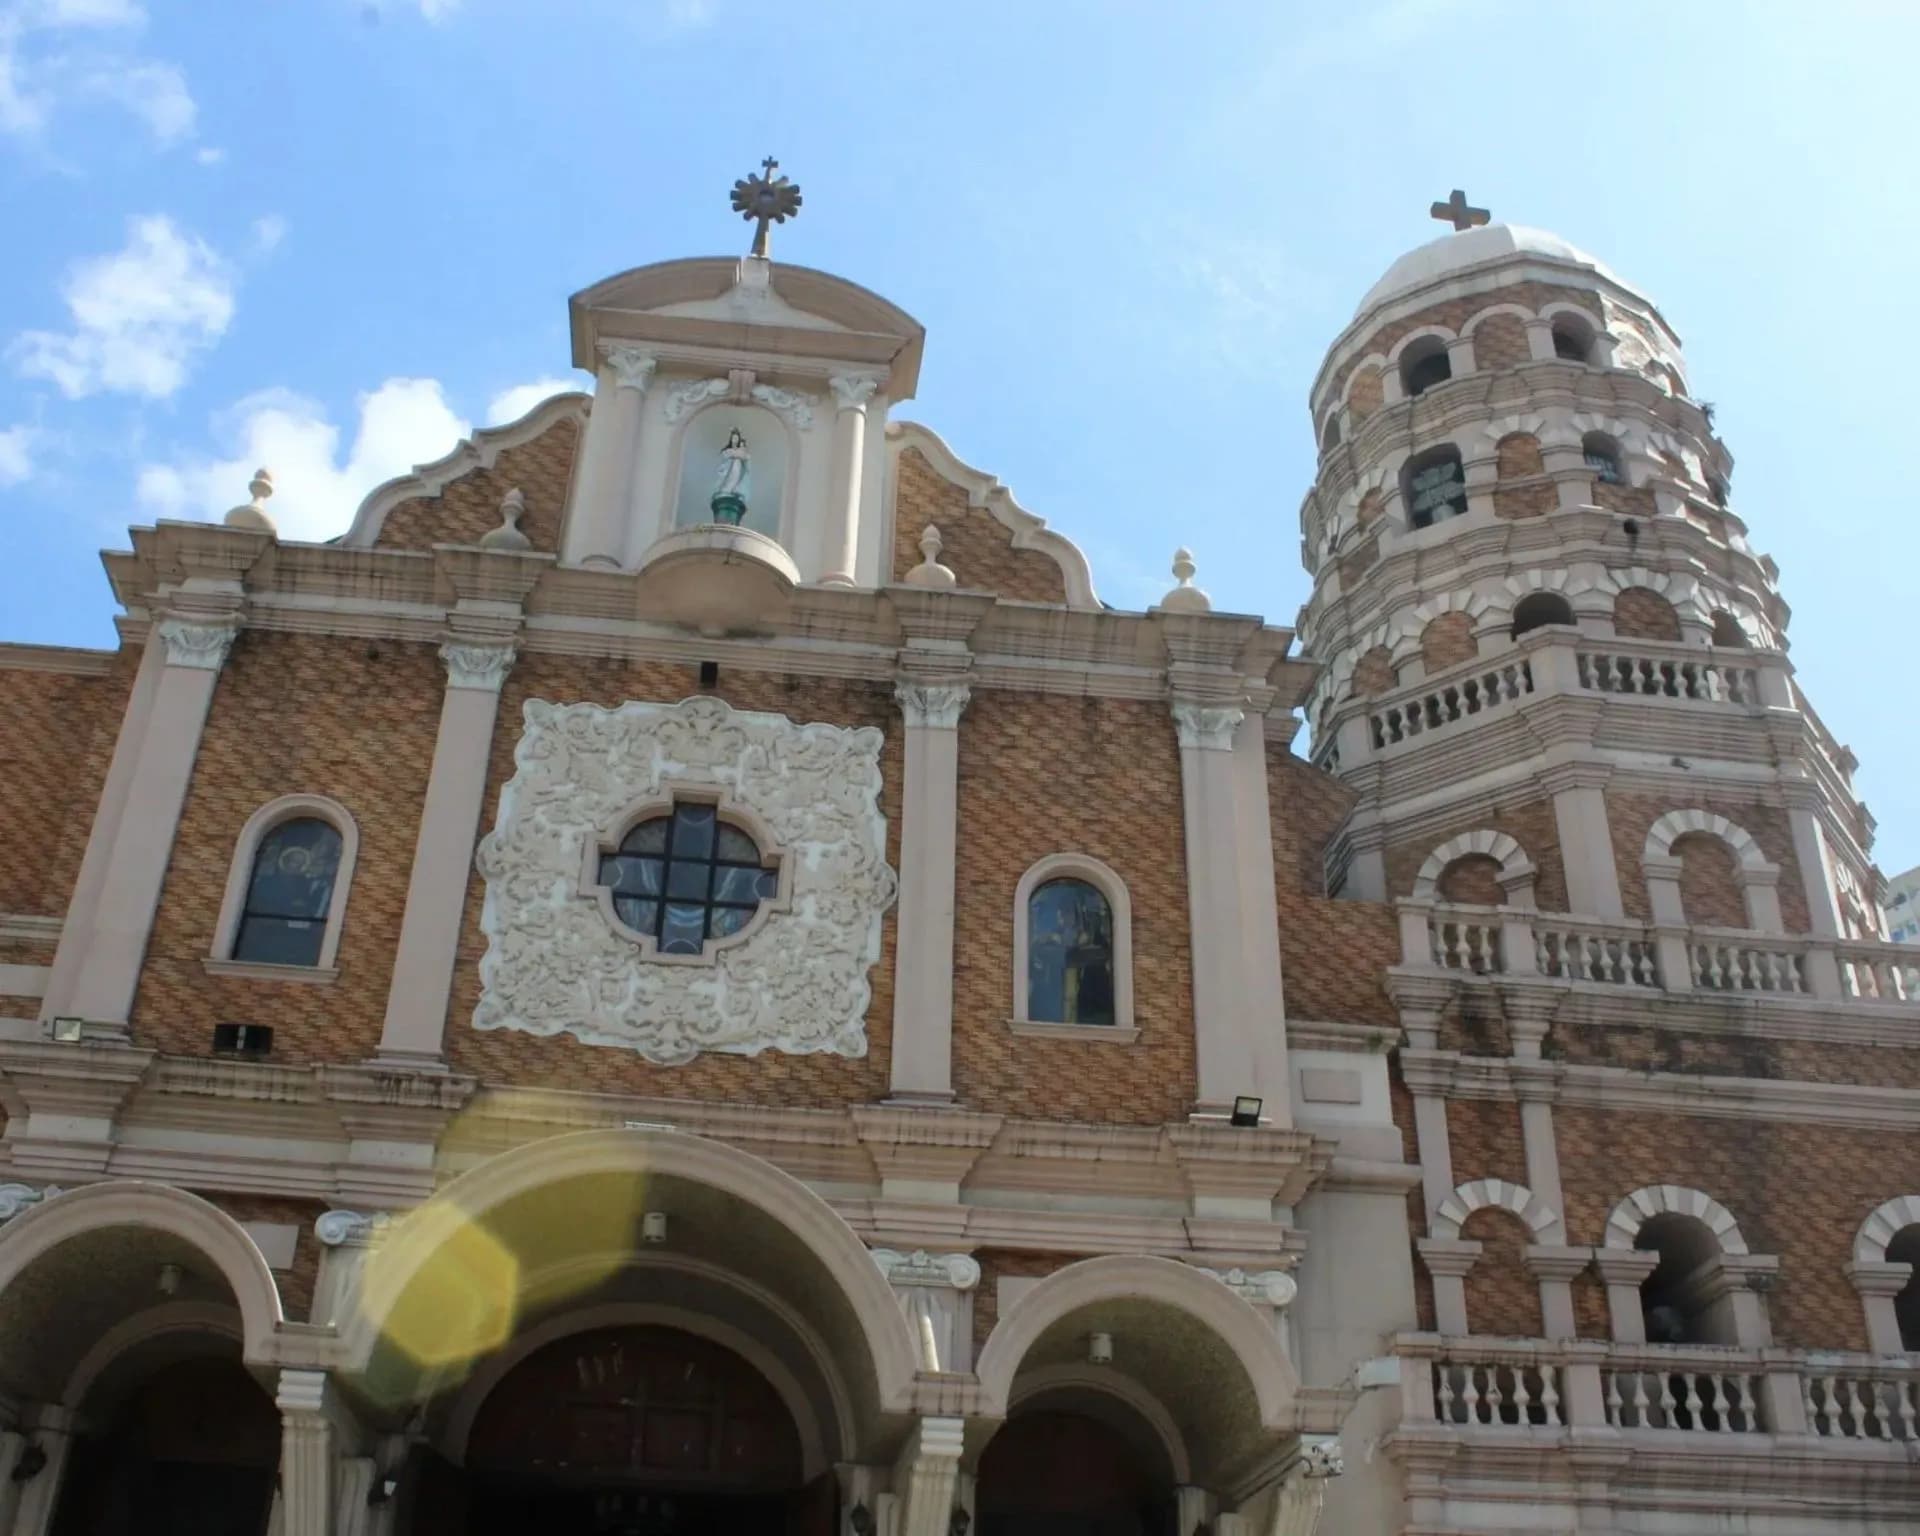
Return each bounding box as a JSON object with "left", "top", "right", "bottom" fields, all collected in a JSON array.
[{"left": 0, "top": 175, "right": 1915, "bottom": 1536}]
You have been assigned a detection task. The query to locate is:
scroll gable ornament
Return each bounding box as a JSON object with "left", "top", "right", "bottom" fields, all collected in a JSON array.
[{"left": 474, "top": 695, "right": 897, "bottom": 1064}]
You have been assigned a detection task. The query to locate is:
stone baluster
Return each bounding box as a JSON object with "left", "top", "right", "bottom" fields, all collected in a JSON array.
[
  {"left": 373, "top": 638, "right": 517, "bottom": 1066},
  {"left": 820, "top": 373, "right": 882, "bottom": 587},
  {"left": 563, "top": 343, "right": 655, "bottom": 568},
  {"left": 62, "top": 616, "right": 238, "bottom": 1029}
]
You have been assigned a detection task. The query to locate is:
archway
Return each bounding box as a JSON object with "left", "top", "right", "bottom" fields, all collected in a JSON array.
[
  {"left": 977, "top": 1402, "right": 1176, "bottom": 1536},
  {"left": 446, "top": 1324, "right": 826, "bottom": 1536}
]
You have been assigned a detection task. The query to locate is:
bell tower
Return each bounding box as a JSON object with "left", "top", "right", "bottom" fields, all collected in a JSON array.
[{"left": 1297, "top": 197, "right": 1885, "bottom": 978}]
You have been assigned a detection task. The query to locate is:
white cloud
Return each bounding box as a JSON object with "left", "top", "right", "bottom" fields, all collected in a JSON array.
[
  {"left": 485, "top": 376, "right": 577, "bottom": 426},
  {"left": 664, "top": 0, "right": 714, "bottom": 29},
  {"left": 0, "top": 0, "right": 198, "bottom": 146},
  {"left": 138, "top": 378, "right": 472, "bottom": 542},
  {"left": 11, "top": 214, "right": 234, "bottom": 399},
  {"left": 193, "top": 143, "right": 223, "bottom": 165},
  {"left": 0, "top": 424, "right": 35, "bottom": 486},
  {"left": 358, "top": 0, "right": 460, "bottom": 20},
  {"left": 251, "top": 213, "right": 287, "bottom": 255}
]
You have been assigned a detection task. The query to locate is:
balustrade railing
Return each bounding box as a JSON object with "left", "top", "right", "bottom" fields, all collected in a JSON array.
[
  {"left": 1432, "top": 1355, "right": 1564, "bottom": 1428},
  {"left": 1398, "top": 902, "right": 1920, "bottom": 1013},
  {"left": 1605, "top": 1363, "right": 1764, "bottom": 1432},
  {"left": 1804, "top": 1366, "right": 1920, "bottom": 1442},
  {"left": 1370, "top": 660, "right": 1533, "bottom": 750},
  {"left": 1577, "top": 648, "right": 1759, "bottom": 705}
]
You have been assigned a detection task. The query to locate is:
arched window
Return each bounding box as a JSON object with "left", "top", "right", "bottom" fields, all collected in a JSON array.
[
  {"left": 1582, "top": 432, "right": 1624, "bottom": 486},
  {"left": 1636, "top": 1213, "right": 1731, "bottom": 1346},
  {"left": 597, "top": 802, "right": 779, "bottom": 955},
  {"left": 1027, "top": 879, "right": 1115, "bottom": 1025},
  {"left": 1551, "top": 316, "right": 1595, "bottom": 362},
  {"left": 1013, "top": 855, "right": 1135, "bottom": 1034},
  {"left": 1511, "top": 592, "right": 1575, "bottom": 638},
  {"left": 1710, "top": 610, "right": 1749, "bottom": 648},
  {"left": 1889, "top": 1226, "right": 1920, "bottom": 1351},
  {"left": 234, "top": 818, "right": 344, "bottom": 967},
  {"left": 1404, "top": 446, "right": 1467, "bottom": 529},
  {"left": 1319, "top": 413, "right": 1343, "bottom": 451},
  {"left": 1401, "top": 337, "right": 1452, "bottom": 398}
]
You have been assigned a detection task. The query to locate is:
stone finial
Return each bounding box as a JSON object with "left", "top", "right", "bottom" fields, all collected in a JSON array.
[
  {"left": 1158, "top": 547, "right": 1211, "bottom": 613},
  {"left": 902, "top": 523, "right": 957, "bottom": 591},
  {"left": 480, "top": 487, "right": 533, "bottom": 551},
  {"left": 223, "top": 467, "right": 276, "bottom": 533}
]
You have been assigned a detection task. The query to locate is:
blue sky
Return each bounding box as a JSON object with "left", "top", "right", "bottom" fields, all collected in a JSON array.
[{"left": 3, "top": 0, "right": 1917, "bottom": 869}]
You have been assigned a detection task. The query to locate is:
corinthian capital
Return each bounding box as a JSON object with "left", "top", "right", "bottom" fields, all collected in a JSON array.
[
  {"left": 1172, "top": 701, "right": 1244, "bottom": 751},
  {"left": 157, "top": 617, "right": 238, "bottom": 671},
  {"left": 439, "top": 640, "right": 517, "bottom": 693},
  {"left": 599, "top": 343, "right": 658, "bottom": 393},
  {"left": 830, "top": 373, "right": 882, "bottom": 412},
  {"left": 895, "top": 680, "right": 970, "bottom": 730}
]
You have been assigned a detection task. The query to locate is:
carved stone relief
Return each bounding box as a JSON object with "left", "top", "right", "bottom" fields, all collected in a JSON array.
[{"left": 474, "top": 695, "right": 896, "bottom": 1064}]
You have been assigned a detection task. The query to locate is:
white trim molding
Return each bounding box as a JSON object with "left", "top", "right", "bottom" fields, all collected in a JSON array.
[
  {"left": 1854, "top": 1194, "right": 1920, "bottom": 1263},
  {"left": 1643, "top": 808, "right": 1783, "bottom": 933},
  {"left": 1410, "top": 829, "right": 1536, "bottom": 907},
  {"left": 208, "top": 794, "right": 360, "bottom": 977},
  {"left": 1011, "top": 853, "right": 1135, "bottom": 1033},
  {"left": 1604, "top": 1184, "right": 1749, "bottom": 1254},
  {"left": 1431, "top": 1177, "right": 1559, "bottom": 1241}
]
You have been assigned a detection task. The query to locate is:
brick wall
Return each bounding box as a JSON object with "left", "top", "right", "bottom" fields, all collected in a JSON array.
[
  {"left": 1460, "top": 1208, "right": 1544, "bottom": 1337},
  {"left": 0, "top": 653, "right": 135, "bottom": 919},
  {"left": 1492, "top": 432, "right": 1555, "bottom": 520},
  {"left": 1437, "top": 855, "right": 1503, "bottom": 906},
  {"left": 891, "top": 450, "right": 1068, "bottom": 603},
  {"left": 1612, "top": 587, "right": 1683, "bottom": 642},
  {"left": 1327, "top": 283, "right": 1603, "bottom": 403},
  {"left": 1552, "top": 1107, "right": 1920, "bottom": 1351},
  {"left": 1570, "top": 1268, "right": 1611, "bottom": 1338},
  {"left": 1445, "top": 1097, "right": 1529, "bottom": 1188},
  {"left": 132, "top": 631, "right": 440, "bottom": 1061},
  {"left": 1352, "top": 647, "right": 1395, "bottom": 698},
  {"left": 952, "top": 693, "right": 1194, "bottom": 1122},
  {"left": 204, "top": 1192, "right": 326, "bottom": 1322},
  {"left": 1675, "top": 833, "right": 1747, "bottom": 928},
  {"left": 1471, "top": 314, "right": 1532, "bottom": 372},
  {"left": 1420, "top": 613, "right": 1477, "bottom": 673},
  {"left": 374, "top": 414, "right": 580, "bottom": 552},
  {"left": 1607, "top": 791, "right": 1810, "bottom": 932},
  {"left": 1594, "top": 481, "right": 1656, "bottom": 519},
  {"left": 1493, "top": 481, "right": 1556, "bottom": 520},
  {"left": 1494, "top": 434, "right": 1545, "bottom": 479},
  {"left": 444, "top": 654, "right": 900, "bottom": 1107},
  {"left": 1348, "top": 367, "right": 1384, "bottom": 422},
  {"left": 1356, "top": 490, "right": 1385, "bottom": 528},
  {"left": 972, "top": 1251, "right": 1069, "bottom": 1356},
  {"left": 1550, "top": 1025, "right": 1920, "bottom": 1089},
  {"left": 1386, "top": 798, "right": 1568, "bottom": 912}
]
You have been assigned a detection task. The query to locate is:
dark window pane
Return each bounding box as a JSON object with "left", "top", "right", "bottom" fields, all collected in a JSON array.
[
  {"left": 672, "top": 805, "right": 715, "bottom": 859},
  {"left": 712, "top": 865, "right": 766, "bottom": 904},
  {"left": 662, "top": 904, "right": 707, "bottom": 954},
  {"left": 716, "top": 825, "right": 760, "bottom": 863},
  {"left": 605, "top": 857, "right": 664, "bottom": 897},
  {"left": 246, "top": 820, "right": 340, "bottom": 921},
  {"left": 614, "top": 898, "right": 659, "bottom": 936},
  {"left": 234, "top": 915, "right": 324, "bottom": 967},
  {"left": 1027, "top": 878, "right": 1116, "bottom": 1026},
  {"left": 621, "top": 818, "right": 670, "bottom": 854},
  {"left": 709, "top": 905, "right": 753, "bottom": 939},
  {"left": 666, "top": 860, "right": 710, "bottom": 900}
]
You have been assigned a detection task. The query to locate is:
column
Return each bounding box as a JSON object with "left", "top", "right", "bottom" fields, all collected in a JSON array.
[
  {"left": 38, "top": 631, "right": 164, "bottom": 1024},
  {"left": 373, "top": 640, "right": 515, "bottom": 1066},
  {"left": 1230, "top": 711, "right": 1292, "bottom": 1109},
  {"left": 64, "top": 617, "right": 235, "bottom": 1026},
  {"left": 275, "top": 1369, "right": 335, "bottom": 1536},
  {"left": 562, "top": 344, "right": 654, "bottom": 568},
  {"left": 820, "top": 374, "right": 880, "bottom": 587},
  {"left": 1174, "top": 701, "right": 1260, "bottom": 1116},
  {"left": 9, "top": 1407, "right": 74, "bottom": 1536},
  {"left": 1847, "top": 1262, "right": 1914, "bottom": 1355},
  {"left": 1415, "top": 1239, "right": 1480, "bottom": 1335},
  {"left": 1544, "top": 769, "right": 1623, "bottom": 918},
  {"left": 872, "top": 1249, "right": 981, "bottom": 1371},
  {"left": 1782, "top": 785, "right": 1846, "bottom": 937},
  {"left": 888, "top": 681, "right": 968, "bottom": 1103},
  {"left": 892, "top": 1417, "right": 964, "bottom": 1536},
  {"left": 1592, "top": 1249, "right": 1657, "bottom": 1341}
]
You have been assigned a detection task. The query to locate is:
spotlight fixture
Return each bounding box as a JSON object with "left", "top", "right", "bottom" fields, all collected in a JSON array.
[
  {"left": 1229, "top": 1095, "right": 1263, "bottom": 1128},
  {"left": 640, "top": 1211, "right": 668, "bottom": 1245},
  {"left": 156, "top": 1262, "right": 183, "bottom": 1296},
  {"left": 1088, "top": 1332, "right": 1114, "bottom": 1365},
  {"left": 48, "top": 1017, "right": 83, "bottom": 1044}
]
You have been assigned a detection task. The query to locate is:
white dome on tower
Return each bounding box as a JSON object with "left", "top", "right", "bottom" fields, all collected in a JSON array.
[{"left": 1355, "top": 223, "right": 1630, "bottom": 317}]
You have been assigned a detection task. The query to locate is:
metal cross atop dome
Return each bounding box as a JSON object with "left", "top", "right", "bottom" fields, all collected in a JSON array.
[
  {"left": 1429, "top": 188, "right": 1490, "bottom": 232},
  {"left": 730, "top": 156, "right": 803, "bottom": 259}
]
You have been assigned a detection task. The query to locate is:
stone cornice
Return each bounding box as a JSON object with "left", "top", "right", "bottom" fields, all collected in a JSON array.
[{"left": 0, "top": 643, "right": 118, "bottom": 677}]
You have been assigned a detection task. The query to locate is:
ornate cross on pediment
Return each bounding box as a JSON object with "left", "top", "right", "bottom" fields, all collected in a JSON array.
[{"left": 731, "top": 156, "right": 803, "bottom": 258}]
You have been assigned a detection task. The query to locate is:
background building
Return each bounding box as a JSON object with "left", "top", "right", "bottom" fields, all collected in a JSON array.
[
  {"left": 0, "top": 178, "right": 1915, "bottom": 1536},
  {"left": 1884, "top": 865, "right": 1920, "bottom": 945}
]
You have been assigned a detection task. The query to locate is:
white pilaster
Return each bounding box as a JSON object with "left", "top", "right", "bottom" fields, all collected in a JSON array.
[
  {"left": 1783, "top": 789, "right": 1845, "bottom": 937},
  {"left": 274, "top": 1369, "right": 334, "bottom": 1536},
  {"left": 1546, "top": 772, "right": 1623, "bottom": 918},
  {"left": 373, "top": 640, "right": 515, "bottom": 1065},
  {"left": 892, "top": 1417, "right": 965, "bottom": 1536},
  {"left": 888, "top": 681, "right": 969, "bottom": 1103},
  {"left": 64, "top": 617, "right": 235, "bottom": 1026},
  {"left": 563, "top": 344, "right": 655, "bottom": 568},
  {"left": 821, "top": 373, "right": 880, "bottom": 587}
]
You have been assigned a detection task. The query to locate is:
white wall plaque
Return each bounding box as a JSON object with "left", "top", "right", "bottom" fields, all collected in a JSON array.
[{"left": 474, "top": 695, "right": 896, "bottom": 1063}]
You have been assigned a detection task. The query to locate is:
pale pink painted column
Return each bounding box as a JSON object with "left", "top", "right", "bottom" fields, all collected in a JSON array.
[
  {"left": 38, "top": 631, "right": 166, "bottom": 1025},
  {"left": 562, "top": 345, "right": 654, "bottom": 569},
  {"left": 63, "top": 617, "right": 235, "bottom": 1027},
  {"left": 818, "top": 373, "right": 879, "bottom": 587},
  {"left": 887, "top": 681, "right": 968, "bottom": 1103},
  {"left": 373, "top": 641, "right": 514, "bottom": 1067}
]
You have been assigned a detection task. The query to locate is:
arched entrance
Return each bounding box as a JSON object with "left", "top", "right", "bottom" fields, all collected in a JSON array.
[
  {"left": 447, "top": 1324, "right": 831, "bottom": 1536},
  {"left": 49, "top": 1353, "right": 279, "bottom": 1536},
  {"left": 977, "top": 1407, "right": 1176, "bottom": 1536}
]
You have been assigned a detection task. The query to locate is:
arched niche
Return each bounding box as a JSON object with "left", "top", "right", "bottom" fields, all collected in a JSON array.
[{"left": 673, "top": 403, "right": 791, "bottom": 542}]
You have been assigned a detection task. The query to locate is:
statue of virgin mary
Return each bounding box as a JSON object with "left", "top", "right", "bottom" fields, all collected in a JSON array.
[{"left": 710, "top": 428, "right": 751, "bottom": 524}]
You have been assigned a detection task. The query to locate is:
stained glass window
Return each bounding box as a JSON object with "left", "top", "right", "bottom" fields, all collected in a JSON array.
[
  {"left": 1407, "top": 448, "right": 1467, "bottom": 529},
  {"left": 234, "top": 818, "right": 342, "bottom": 966},
  {"left": 1027, "top": 878, "right": 1116, "bottom": 1026},
  {"left": 598, "top": 804, "right": 778, "bottom": 955}
]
